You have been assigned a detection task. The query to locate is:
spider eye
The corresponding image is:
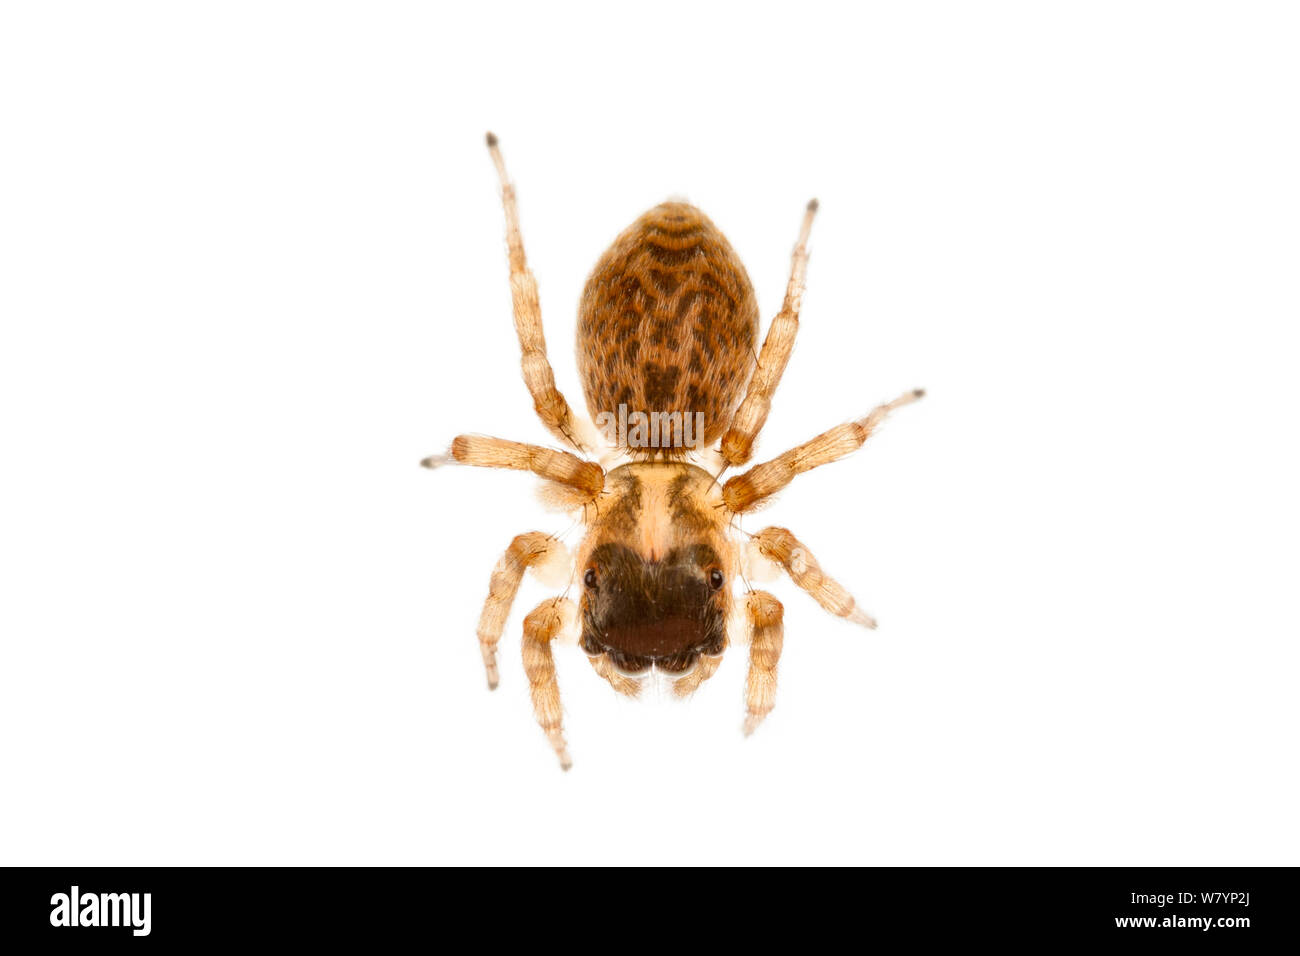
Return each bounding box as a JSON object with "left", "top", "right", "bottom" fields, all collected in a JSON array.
[
  {"left": 709, "top": 569, "right": 724, "bottom": 590},
  {"left": 583, "top": 568, "right": 598, "bottom": 589}
]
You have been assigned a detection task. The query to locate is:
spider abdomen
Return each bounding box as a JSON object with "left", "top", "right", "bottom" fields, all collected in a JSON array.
[{"left": 577, "top": 202, "right": 759, "bottom": 454}]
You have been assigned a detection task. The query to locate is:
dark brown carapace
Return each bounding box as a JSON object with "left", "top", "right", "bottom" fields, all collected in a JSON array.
[{"left": 422, "top": 133, "right": 923, "bottom": 769}]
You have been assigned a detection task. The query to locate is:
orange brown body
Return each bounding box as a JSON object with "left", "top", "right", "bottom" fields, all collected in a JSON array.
[
  {"left": 422, "top": 134, "right": 923, "bottom": 769},
  {"left": 578, "top": 202, "right": 759, "bottom": 452}
]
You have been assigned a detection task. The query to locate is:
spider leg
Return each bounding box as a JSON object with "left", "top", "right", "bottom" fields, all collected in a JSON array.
[
  {"left": 722, "top": 388, "right": 923, "bottom": 513},
  {"left": 474, "top": 532, "right": 569, "bottom": 689},
  {"left": 422, "top": 434, "right": 604, "bottom": 502},
  {"left": 742, "top": 590, "right": 785, "bottom": 736},
  {"left": 486, "top": 133, "right": 591, "bottom": 452},
  {"left": 719, "top": 199, "right": 818, "bottom": 467},
  {"left": 521, "top": 597, "right": 577, "bottom": 770},
  {"left": 750, "top": 526, "right": 876, "bottom": 628}
]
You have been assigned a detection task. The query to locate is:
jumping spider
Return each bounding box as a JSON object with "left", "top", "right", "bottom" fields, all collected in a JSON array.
[{"left": 422, "top": 133, "right": 923, "bottom": 769}]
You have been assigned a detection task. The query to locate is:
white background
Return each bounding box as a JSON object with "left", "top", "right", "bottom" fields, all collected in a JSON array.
[{"left": 2, "top": 2, "right": 1297, "bottom": 866}]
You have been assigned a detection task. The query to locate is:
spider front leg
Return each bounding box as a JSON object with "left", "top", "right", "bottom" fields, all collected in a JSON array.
[
  {"left": 742, "top": 590, "right": 785, "bottom": 736},
  {"left": 750, "top": 526, "right": 877, "bottom": 629},
  {"left": 522, "top": 597, "right": 577, "bottom": 771},
  {"left": 474, "top": 532, "right": 570, "bottom": 689}
]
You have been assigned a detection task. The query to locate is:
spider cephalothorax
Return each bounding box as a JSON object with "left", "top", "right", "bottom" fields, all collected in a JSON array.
[
  {"left": 576, "top": 464, "right": 733, "bottom": 682},
  {"left": 422, "top": 133, "right": 922, "bottom": 769}
]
